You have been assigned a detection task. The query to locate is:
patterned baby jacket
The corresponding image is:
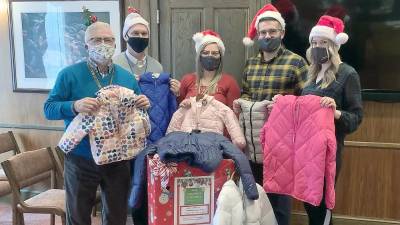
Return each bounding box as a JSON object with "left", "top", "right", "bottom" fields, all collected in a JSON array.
[{"left": 58, "top": 85, "right": 151, "bottom": 165}]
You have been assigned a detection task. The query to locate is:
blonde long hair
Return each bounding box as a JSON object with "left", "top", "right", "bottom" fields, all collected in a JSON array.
[
  {"left": 195, "top": 42, "right": 223, "bottom": 94},
  {"left": 305, "top": 39, "right": 341, "bottom": 89}
]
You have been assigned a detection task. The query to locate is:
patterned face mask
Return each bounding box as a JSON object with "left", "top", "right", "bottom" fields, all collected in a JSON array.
[{"left": 88, "top": 43, "right": 115, "bottom": 64}]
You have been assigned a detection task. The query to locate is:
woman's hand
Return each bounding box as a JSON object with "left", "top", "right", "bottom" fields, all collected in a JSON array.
[
  {"left": 179, "top": 99, "right": 191, "bottom": 108},
  {"left": 136, "top": 95, "right": 151, "bottom": 110},
  {"left": 170, "top": 79, "right": 181, "bottom": 96},
  {"left": 320, "top": 96, "right": 336, "bottom": 109},
  {"left": 320, "top": 97, "right": 341, "bottom": 119},
  {"left": 232, "top": 99, "right": 241, "bottom": 114}
]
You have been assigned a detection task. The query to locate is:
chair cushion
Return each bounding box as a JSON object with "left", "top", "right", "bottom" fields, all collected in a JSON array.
[
  {"left": 24, "top": 189, "right": 65, "bottom": 211},
  {"left": 0, "top": 180, "right": 11, "bottom": 196},
  {"left": 0, "top": 168, "right": 7, "bottom": 181}
]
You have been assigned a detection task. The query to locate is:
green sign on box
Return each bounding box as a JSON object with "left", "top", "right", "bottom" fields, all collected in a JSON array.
[{"left": 184, "top": 188, "right": 205, "bottom": 205}]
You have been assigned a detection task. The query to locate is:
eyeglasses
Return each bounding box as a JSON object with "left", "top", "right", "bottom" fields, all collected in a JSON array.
[
  {"left": 88, "top": 37, "right": 115, "bottom": 45},
  {"left": 258, "top": 29, "right": 282, "bottom": 37},
  {"left": 200, "top": 50, "right": 221, "bottom": 58}
]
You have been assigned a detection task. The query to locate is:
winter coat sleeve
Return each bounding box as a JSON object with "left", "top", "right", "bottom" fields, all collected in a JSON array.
[
  {"left": 43, "top": 69, "right": 76, "bottom": 120},
  {"left": 336, "top": 72, "right": 363, "bottom": 134},
  {"left": 220, "top": 107, "right": 246, "bottom": 149},
  {"left": 168, "top": 90, "right": 178, "bottom": 122},
  {"left": 258, "top": 188, "right": 278, "bottom": 225},
  {"left": 213, "top": 182, "right": 244, "bottom": 225},
  {"left": 324, "top": 128, "right": 337, "bottom": 209},
  {"left": 166, "top": 107, "right": 188, "bottom": 134},
  {"left": 219, "top": 138, "right": 259, "bottom": 200},
  {"left": 129, "top": 145, "right": 156, "bottom": 208},
  {"left": 58, "top": 113, "right": 95, "bottom": 153}
]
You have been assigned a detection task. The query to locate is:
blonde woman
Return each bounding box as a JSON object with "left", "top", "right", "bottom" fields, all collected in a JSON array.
[
  {"left": 301, "top": 15, "right": 363, "bottom": 225},
  {"left": 179, "top": 30, "right": 240, "bottom": 109}
]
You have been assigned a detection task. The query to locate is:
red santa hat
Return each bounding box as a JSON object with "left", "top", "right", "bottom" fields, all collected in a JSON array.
[
  {"left": 243, "top": 4, "right": 286, "bottom": 46},
  {"left": 122, "top": 7, "right": 149, "bottom": 40},
  {"left": 192, "top": 29, "right": 225, "bottom": 55},
  {"left": 309, "top": 15, "right": 348, "bottom": 46}
]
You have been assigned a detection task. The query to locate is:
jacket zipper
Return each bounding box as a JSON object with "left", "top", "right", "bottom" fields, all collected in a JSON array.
[{"left": 249, "top": 102, "right": 257, "bottom": 162}]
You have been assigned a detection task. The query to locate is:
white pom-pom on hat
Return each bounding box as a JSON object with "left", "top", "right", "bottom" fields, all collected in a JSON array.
[
  {"left": 335, "top": 32, "right": 348, "bottom": 45},
  {"left": 242, "top": 37, "right": 254, "bottom": 46}
]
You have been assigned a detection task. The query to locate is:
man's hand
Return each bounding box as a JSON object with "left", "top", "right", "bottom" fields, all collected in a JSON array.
[
  {"left": 170, "top": 79, "right": 181, "bottom": 96},
  {"left": 267, "top": 94, "right": 282, "bottom": 113},
  {"left": 73, "top": 97, "right": 99, "bottom": 113},
  {"left": 136, "top": 95, "right": 151, "bottom": 110}
]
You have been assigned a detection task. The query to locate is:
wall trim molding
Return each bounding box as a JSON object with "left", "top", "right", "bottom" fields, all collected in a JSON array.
[
  {"left": 0, "top": 123, "right": 63, "bottom": 131},
  {"left": 345, "top": 141, "right": 400, "bottom": 149},
  {"left": 293, "top": 212, "right": 400, "bottom": 225}
]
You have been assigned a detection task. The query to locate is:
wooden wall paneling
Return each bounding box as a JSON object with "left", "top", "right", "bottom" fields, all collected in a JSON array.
[
  {"left": 347, "top": 102, "right": 400, "bottom": 143},
  {"left": 293, "top": 146, "right": 400, "bottom": 221},
  {"left": 214, "top": 8, "right": 248, "bottom": 83}
]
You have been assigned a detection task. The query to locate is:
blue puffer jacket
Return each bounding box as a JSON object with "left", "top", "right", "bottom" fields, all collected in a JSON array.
[
  {"left": 139, "top": 72, "right": 178, "bottom": 144},
  {"left": 129, "top": 131, "right": 259, "bottom": 208}
]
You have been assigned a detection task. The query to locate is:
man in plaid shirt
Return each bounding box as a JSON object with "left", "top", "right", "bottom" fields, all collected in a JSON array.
[{"left": 238, "top": 4, "right": 308, "bottom": 225}]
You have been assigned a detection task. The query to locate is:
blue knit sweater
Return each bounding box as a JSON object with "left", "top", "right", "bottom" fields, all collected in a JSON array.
[
  {"left": 43, "top": 61, "right": 141, "bottom": 161},
  {"left": 139, "top": 72, "right": 177, "bottom": 144}
]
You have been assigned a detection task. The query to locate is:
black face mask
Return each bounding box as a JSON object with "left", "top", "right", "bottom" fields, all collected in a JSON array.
[
  {"left": 200, "top": 56, "right": 221, "bottom": 71},
  {"left": 258, "top": 37, "right": 281, "bottom": 52},
  {"left": 127, "top": 37, "right": 149, "bottom": 53},
  {"left": 311, "top": 47, "right": 330, "bottom": 64}
]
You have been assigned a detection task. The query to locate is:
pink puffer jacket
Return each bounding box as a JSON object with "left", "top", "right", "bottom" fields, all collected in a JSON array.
[
  {"left": 167, "top": 95, "right": 246, "bottom": 149},
  {"left": 260, "top": 95, "right": 337, "bottom": 209}
]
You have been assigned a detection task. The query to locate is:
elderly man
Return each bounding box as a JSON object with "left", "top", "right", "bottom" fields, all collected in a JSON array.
[
  {"left": 113, "top": 9, "right": 180, "bottom": 96},
  {"left": 44, "top": 22, "right": 150, "bottom": 225}
]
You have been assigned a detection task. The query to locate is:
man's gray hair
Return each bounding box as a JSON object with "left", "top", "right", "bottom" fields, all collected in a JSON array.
[{"left": 84, "top": 22, "right": 114, "bottom": 44}]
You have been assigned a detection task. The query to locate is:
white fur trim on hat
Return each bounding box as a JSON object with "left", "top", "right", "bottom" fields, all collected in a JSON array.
[
  {"left": 309, "top": 25, "right": 348, "bottom": 45},
  {"left": 256, "top": 11, "right": 286, "bottom": 30},
  {"left": 192, "top": 33, "right": 226, "bottom": 55},
  {"left": 122, "top": 13, "right": 149, "bottom": 39}
]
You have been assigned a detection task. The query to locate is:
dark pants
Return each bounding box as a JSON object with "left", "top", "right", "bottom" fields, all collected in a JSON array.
[
  {"left": 64, "top": 154, "right": 131, "bottom": 225},
  {"left": 131, "top": 158, "right": 148, "bottom": 225},
  {"left": 303, "top": 149, "right": 343, "bottom": 225},
  {"left": 250, "top": 161, "right": 292, "bottom": 225},
  {"left": 131, "top": 194, "right": 148, "bottom": 225},
  {"left": 304, "top": 195, "right": 332, "bottom": 225}
]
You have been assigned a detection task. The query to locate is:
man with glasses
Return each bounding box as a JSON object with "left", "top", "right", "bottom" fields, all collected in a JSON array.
[
  {"left": 113, "top": 8, "right": 180, "bottom": 96},
  {"left": 44, "top": 22, "right": 150, "bottom": 225},
  {"left": 238, "top": 4, "right": 308, "bottom": 225}
]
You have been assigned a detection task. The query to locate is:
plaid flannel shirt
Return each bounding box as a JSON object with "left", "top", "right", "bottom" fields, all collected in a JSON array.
[{"left": 241, "top": 47, "right": 308, "bottom": 101}]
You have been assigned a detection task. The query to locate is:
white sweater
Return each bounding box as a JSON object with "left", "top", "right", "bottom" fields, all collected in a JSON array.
[{"left": 213, "top": 180, "right": 277, "bottom": 225}]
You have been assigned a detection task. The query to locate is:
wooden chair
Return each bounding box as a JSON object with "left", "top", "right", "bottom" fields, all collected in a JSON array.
[
  {"left": 0, "top": 131, "right": 21, "bottom": 197},
  {"left": 54, "top": 146, "right": 102, "bottom": 217},
  {"left": 1, "top": 147, "right": 65, "bottom": 225}
]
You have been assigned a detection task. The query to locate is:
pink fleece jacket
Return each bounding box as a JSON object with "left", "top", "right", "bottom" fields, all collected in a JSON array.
[
  {"left": 167, "top": 95, "right": 246, "bottom": 149},
  {"left": 260, "top": 95, "right": 337, "bottom": 209}
]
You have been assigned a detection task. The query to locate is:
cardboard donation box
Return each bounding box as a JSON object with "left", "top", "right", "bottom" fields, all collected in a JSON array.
[{"left": 147, "top": 155, "right": 235, "bottom": 225}]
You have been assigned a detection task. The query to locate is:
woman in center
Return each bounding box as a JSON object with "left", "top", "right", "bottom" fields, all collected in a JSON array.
[{"left": 179, "top": 29, "right": 240, "bottom": 109}]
